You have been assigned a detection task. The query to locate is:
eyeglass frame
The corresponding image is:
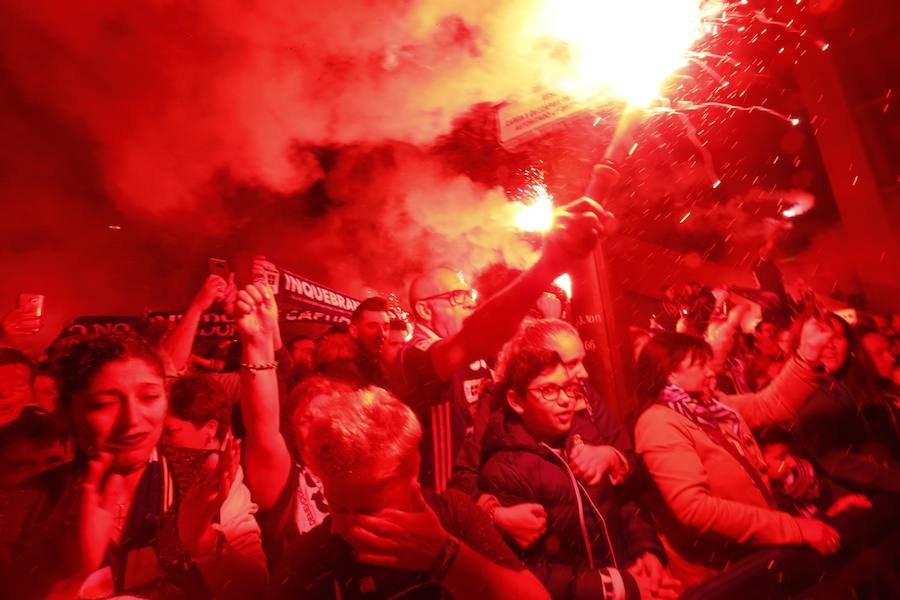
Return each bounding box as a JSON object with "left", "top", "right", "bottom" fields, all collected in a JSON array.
[
  {"left": 417, "top": 289, "right": 475, "bottom": 307},
  {"left": 526, "top": 378, "right": 586, "bottom": 404}
]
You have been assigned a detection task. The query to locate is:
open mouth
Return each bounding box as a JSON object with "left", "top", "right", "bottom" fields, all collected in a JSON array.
[{"left": 556, "top": 411, "right": 574, "bottom": 424}]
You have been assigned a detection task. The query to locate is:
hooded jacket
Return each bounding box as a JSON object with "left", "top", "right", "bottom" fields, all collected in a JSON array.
[{"left": 479, "top": 410, "right": 663, "bottom": 600}]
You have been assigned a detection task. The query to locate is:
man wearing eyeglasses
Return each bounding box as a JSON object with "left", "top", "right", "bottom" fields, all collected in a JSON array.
[
  {"left": 404, "top": 268, "right": 490, "bottom": 493},
  {"left": 401, "top": 197, "right": 618, "bottom": 493}
]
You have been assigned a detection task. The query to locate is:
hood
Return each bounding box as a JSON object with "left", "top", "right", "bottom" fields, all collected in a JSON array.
[{"left": 481, "top": 408, "right": 602, "bottom": 462}]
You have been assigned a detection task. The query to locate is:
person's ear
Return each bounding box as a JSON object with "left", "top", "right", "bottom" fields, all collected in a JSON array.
[
  {"left": 202, "top": 420, "right": 220, "bottom": 448},
  {"left": 414, "top": 301, "right": 431, "bottom": 322},
  {"left": 506, "top": 389, "right": 526, "bottom": 416},
  {"left": 348, "top": 323, "right": 359, "bottom": 339},
  {"left": 667, "top": 370, "right": 680, "bottom": 388}
]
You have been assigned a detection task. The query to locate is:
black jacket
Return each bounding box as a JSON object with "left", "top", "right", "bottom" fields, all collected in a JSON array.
[
  {"left": 452, "top": 383, "right": 637, "bottom": 498},
  {"left": 478, "top": 410, "right": 664, "bottom": 600},
  {"left": 791, "top": 378, "right": 900, "bottom": 496}
]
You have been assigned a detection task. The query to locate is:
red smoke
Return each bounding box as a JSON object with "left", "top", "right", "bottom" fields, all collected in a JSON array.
[{"left": 0, "top": 0, "right": 881, "bottom": 348}]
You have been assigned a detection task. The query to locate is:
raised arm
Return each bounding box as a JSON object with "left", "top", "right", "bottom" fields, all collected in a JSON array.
[
  {"left": 431, "top": 198, "right": 616, "bottom": 380},
  {"left": 720, "top": 317, "right": 830, "bottom": 429},
  {"left": 234, "top": 283, "right": 292, "bottom": 511},
  {"left": 163, "top": 273, "right": 236, "bottom": 374}
]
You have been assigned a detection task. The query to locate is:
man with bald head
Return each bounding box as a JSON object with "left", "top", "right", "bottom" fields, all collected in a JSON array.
[{"left": 401, "top": 197, "right": 617, "bottom": 491}]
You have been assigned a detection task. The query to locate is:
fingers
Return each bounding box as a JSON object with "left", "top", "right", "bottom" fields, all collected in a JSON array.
[
  {"left": 261, "top": 288, "right": 276, "bottom": 314},
  {"left": 237, "top": 289, "right": 255, "bottom": 310},
  {"left": 854, "top": 495, "right": 873, "bottom": 509},
  {"left": 197, "top": 455, "right": 227, "bottom": 504},
  {"left": 355, "top": 552, "right": 401, "bottom": 568},
  {"left": 219, "top": 436, "right": 240, "bottom": 494},
  {"left": 237, "top": 284, "right": 272, "bottom": 310},
  {"left": 528, "top": 504, "right": 547, "bottom": 519},
  {"left": 356, "top": 512, "right": 412, "bottom": 537},
  {"left": 193, "top": 452, "right": 222, "bottom": 496},
  {"left": 99, "top": 473, "right": 126, "bottom": 512},
  {"left": 245, "top": 284, "right": 263, "bottom": 305},
  {"left": 340, "top": 524, "right": 402, "bottom": 554},
  {"left": 656, "top": 587, "right": 682, "bottom": 600},
  {"left": 208, "top": 274, "right": 227, "bottom": 296},
  {"left": 560, "top": 196, "right": 613, "bottom": 221},
  {"left": 821, "top": 524, "right": 841, "bottom": 554},
  {"left": 84, "top": 452, "right": 113, "bottom": 486}
]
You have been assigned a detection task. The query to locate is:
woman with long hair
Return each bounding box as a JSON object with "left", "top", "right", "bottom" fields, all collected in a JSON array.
[
  {"left": 631, "top": 318, "right": 837, "bottom": 586},
  {"left": 790, "top": 316, "right": 900, "bottom": 495},
  {"left": 0, "top": 334, "right": 267, "bottom": 599}
]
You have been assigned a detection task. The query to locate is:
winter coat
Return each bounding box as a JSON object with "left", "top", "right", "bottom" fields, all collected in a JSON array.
[
  {"left": 479, "top": 410, "right": 663, "bottom": 600},
  {"left": 452, "top": 383, "right": 636, "bottom": 499},
  {"left": 633, "top": 355, "right": 821, "bottom": 587},
  {"left": 790, "top": 377, "right": 900, "bottom": 496}
]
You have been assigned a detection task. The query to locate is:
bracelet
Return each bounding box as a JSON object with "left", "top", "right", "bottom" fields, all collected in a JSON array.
[{"left": 240, "top": 361, "right": 277, "bottom": 371}]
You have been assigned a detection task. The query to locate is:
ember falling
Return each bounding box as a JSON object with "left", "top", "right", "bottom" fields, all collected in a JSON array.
[
  {"left": 0, "top": 1, "right": 899, "bottom": 598},
  {"left": 0, "top": 0, "right": 897, "bottom": 343}
]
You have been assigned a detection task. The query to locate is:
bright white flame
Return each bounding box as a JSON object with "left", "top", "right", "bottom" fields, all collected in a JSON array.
[
  {"left": 514, "top": 184, "right": 555, "bottom": 232},
  {"left": 781, "top": 190, "right": 816, "bottom": 219},
  {"left": 531, "top": 0, "right": 717, "bottom": 106},
  {"left": 554, "top": 273, "right": 573, "bottom": 298}
]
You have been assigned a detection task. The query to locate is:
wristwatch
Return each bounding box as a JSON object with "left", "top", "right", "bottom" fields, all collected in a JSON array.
[{"left": 429, "top": 536, "right": 461, "bottom": 583}]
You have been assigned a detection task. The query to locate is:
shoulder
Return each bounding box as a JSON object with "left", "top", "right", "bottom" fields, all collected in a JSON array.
[
  {"left": 401, "top": 340, "right": 438, "bottom": 379},
  {"left": 635, "top": 403, "right": 679, "bottom": 428},
  {"left": 0, "top": 461, "right": 75, "bottom": 543},
  {"left": 634, "top": 405, "right": 696, "bottom": 450}
]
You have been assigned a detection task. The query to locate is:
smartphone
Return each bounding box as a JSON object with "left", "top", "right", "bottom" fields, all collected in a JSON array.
[
  {"left": 208, "top": 258, "right": 230, "bottom": 279},
  {"left": 17, "top": 293, "right": 45, "bottom": 318}
]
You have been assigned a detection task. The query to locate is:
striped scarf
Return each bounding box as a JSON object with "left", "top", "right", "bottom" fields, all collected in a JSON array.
[{"left": 663, "top": 384, "right": 749, "bottom": 445}]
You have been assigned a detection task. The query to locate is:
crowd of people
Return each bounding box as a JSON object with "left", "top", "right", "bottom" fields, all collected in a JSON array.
[{"left": 1, "top": 197, "right": 899, "bottom": 599}]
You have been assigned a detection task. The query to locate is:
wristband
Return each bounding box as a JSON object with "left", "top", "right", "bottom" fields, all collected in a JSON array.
[
  {"left": 429, "top": 536, "right": 461, "bottom": 583},
  {"left": 240, "top": 361, "right": 277, "bottom": 371}
]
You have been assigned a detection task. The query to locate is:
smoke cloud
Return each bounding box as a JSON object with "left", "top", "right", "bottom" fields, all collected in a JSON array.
[{"left": 0, "top": 0, "right": 874, "bottom": 346}]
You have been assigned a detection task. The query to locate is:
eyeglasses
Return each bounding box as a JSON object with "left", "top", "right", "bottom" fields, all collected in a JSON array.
[
  {"left": 418, "top": 289, "right": 475, "bottom": 307},
  {"left": 527, "top": 379, "right": 586, "bottom": 404}
]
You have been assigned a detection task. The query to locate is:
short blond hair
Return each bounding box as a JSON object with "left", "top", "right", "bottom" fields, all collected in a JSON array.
[{"left": 297, "top": 386, "right": 422, "bottom": 483}]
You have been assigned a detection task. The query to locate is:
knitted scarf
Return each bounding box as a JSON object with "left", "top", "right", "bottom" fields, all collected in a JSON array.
[{"left": 663, "top": 384, "right": 750, "bottom": 447}]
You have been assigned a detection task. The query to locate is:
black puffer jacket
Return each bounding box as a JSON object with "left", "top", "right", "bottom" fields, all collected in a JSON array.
[{"left": 479, "top": 410, "right": 664, "bottom": 600}]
